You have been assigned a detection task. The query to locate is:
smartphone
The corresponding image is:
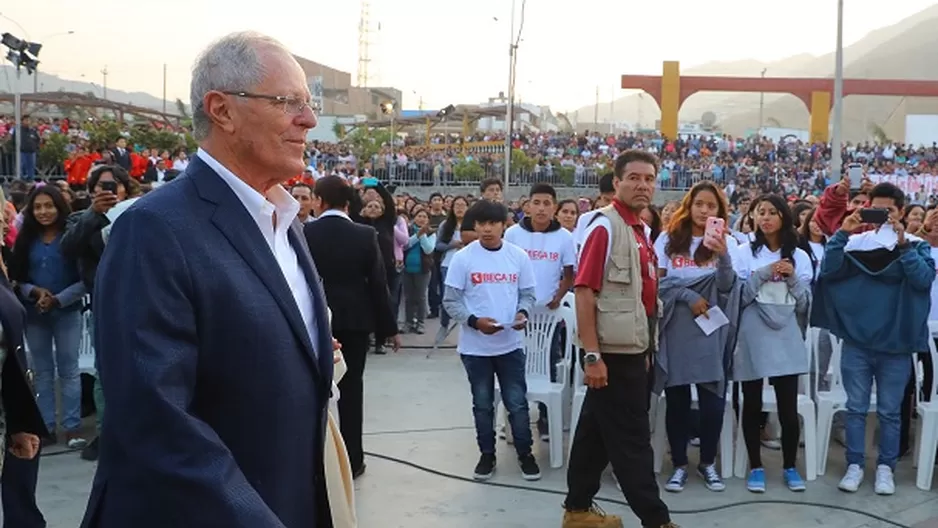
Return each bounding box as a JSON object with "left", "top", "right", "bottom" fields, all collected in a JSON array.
[
  {"left": 859, "top": 208, "right": 889, "bottom": 225},
  {"left": 847, "top": 164, "right": 864, "bottom": 191},
  {"left": 703, "top": 217, "right": 725, "bottom": 248},
  {"left": 100, "top": 181, "right": 117, "bottom": 193}
]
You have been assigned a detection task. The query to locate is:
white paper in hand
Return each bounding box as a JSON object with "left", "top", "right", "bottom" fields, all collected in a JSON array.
[{"left": 694, "top": 306, "right": 730, "bottom": 336}]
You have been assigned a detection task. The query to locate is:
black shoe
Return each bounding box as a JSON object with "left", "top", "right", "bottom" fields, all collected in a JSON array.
[
  {"left": 81, "top": 437, "right": 99, "bottom": 461},
  {"left": 352, "top": 463, "right": 366, "bottom": 479},
  {"left": 519, "top": 453, "right": 541, "bottom": 481},
  {"left": 374, "top": 346, "right": 387, "bottom": 355},
  {"left": 473, "top": 453, "right": 496, "bottom": 480}
]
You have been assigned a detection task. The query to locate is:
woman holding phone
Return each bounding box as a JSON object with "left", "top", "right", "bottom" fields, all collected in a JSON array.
[
  {"left": 654, "top": 181, "right": 738, "bottom": 493},
  {"left": 732, "top": 194, "right": 813, "bottom": 494}
]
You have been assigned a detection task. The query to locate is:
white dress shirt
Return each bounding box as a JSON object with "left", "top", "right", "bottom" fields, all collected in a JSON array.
[{"left": 197, "top": 148, "right": 319, "bottom": 357}]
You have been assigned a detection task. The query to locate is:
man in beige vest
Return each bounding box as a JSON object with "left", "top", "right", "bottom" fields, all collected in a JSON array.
[{"left": 562, "top": 150, "right": 678, "bottom": 528}]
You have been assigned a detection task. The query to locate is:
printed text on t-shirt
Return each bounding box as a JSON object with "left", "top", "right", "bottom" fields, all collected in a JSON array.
[{"left": 471, "top": 272, "right": 519, "bottom": 285}]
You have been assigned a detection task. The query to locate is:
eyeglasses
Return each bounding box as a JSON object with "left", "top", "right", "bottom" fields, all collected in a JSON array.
[{"left": 222, "top": 91, "right": 321, "bottom": 115}]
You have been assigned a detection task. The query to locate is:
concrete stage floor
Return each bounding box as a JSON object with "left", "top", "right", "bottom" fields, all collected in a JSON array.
[{"left": 29, "top": 318, "right": 938, "bottom": 527}]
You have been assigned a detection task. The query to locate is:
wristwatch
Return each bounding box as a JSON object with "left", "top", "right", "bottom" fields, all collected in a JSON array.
[{"left": 584, "top": 352, "right": 601, "bottom": 365}]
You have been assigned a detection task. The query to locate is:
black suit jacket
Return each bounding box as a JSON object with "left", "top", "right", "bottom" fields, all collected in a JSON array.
[
  {"left": 304, "top": 214, "right": 397, "bottom": 339},
  {"left": 110, "top": 148, "right": 131, "bottom": 171},
  {"left": 0, "top": 277, "right": 46, "bottom": 440}
]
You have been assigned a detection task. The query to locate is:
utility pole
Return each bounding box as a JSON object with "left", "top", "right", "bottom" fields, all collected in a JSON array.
[
  {"left": 162, "top": 63, "right": 167, "bottom": 115},
  {"left": 830, "top": 0, "right": 845, "bottom": 180},
  {"left": 502, "top": 0, "right": 517, "bottom": 184},
  {"left": 593, "top": 85, "right": 599, "bottom": 127},
  {"left": 758, "top": 68, "right": 767, "bottom": 137},
  {"left": 14, "top": 68, "right": 22, "bottom": 179},
  {"left": 101, "top": 65, "right": 109, "bottom": 100}
]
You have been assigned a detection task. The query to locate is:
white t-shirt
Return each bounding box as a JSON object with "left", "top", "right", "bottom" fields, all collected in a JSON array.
[
  {"left": 573, "top": 210, "right": 601, "bottom": 252},
  {"left": 504, "top": 224, "right": 576, "bottom": 306},
  {"left": 808, "top": 241, "right": 825, "bottom": 265},
  {"left": 654, "top": 232, "right": 737, "bottom": 280},
  {"left": 732, "top": 243, "right": 813, "bottom": 285},
  {"left": 445, "top": 241, "right": 536, "bottom": 357},
  {"left": 579, "top": 214, "right": 653, "bottom": 266}
]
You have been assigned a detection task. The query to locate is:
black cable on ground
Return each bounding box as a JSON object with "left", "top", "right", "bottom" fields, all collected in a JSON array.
[{"left": 363, "top": 450, "right": 913, "bottom": 528}]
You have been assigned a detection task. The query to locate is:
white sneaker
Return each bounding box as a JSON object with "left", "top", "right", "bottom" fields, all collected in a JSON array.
[
  {"left": 838, "top": 464, "right": 864, "bottom": 492},
  {"left": 874, "top": 464, "right": 895, "bottom": 495}
]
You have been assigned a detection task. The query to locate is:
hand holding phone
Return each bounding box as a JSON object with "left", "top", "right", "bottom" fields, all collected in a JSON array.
[
  {"left": 859, "top": 208, "right": 889, "bottom": 225},
  {"left": 703, "top": 217, "right": 725, "bottom": 251}
]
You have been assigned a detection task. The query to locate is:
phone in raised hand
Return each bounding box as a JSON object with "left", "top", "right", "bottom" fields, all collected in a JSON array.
[{"left": 703, "top": 217, "right": 725, "bottom": 250}]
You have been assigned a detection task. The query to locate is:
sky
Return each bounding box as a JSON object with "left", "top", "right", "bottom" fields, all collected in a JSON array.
[{"left": 3, "top": 0, "right": 938, "bottom": 113}]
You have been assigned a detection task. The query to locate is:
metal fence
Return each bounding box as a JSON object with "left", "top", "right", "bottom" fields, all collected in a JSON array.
[{"left": 0, "top": 149, "right": 708, "bottom": 192}]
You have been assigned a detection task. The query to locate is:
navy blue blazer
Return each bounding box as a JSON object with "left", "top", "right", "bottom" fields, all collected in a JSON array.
[{"left": 80, "top": 157, "right": 335, "bottom": 528}]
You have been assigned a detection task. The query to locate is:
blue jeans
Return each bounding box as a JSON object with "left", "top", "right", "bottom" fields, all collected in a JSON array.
[
  {"left": 666, "top": 384, "right": 725, "bottom": 467},
  {"left": 26, "top": 309, "right": 84, "bottom": 432},
  {"left": 20, "top": 152, "right": 37, "bottom": 180},
  {"left": 461, "top": 349, "right": 533, "bottom": 456},
  {"left": 841, "top": 344, "right": 912, "bottom": 469}
]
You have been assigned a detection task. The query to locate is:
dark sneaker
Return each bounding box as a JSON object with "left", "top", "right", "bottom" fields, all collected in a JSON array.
[
  {"left": 697, "top": 463, "right": 725, "bottom": 492},
  {"left": 519, "top": 453, "right": 541, "bottom": 481},
  {"left": 664, "top": 467, "right": 688, "bottom": 492},
  {"left": 81, "top": 437, "right": 99, "bottom": 461},
  {"left": 474, "top": 453, "right": 496, "bottom": 480}
]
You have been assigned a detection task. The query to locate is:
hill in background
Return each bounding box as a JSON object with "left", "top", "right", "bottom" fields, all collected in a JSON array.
[{"left": 573, "top": 3, "right": 938, "bottom": 142}]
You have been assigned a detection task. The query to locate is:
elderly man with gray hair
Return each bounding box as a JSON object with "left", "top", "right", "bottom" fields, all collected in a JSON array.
[{"left": 80, "top": 32, "right": 335, "bottom": 528}]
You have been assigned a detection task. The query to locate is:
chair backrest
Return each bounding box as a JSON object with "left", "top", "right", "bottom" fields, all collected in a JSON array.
[
  {"left": 523, "top": 305, "right": 573, "bottom": 383},
  {"left": 561, "top": 291, "right": 575, "bottom": 309}
]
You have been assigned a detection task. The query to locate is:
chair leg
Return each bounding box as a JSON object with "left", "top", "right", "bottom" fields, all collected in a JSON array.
[
  {"left": 916, "top": 415, "right": 938, "bottom": 490},
  {"left": 720, "top": 405, "right": 734, "bottom": 479},
  {"left": 734, "top": 420, "right": 748, "bottom": 479},
  {"left": 815, "top": 404, "right": 834, "bottom": 476},
  {"left": 652, "top": 398, "right": 667, "bottom": 475},
  {"left": 801, "top": 406, "right": 818, "bottom": 481},
  {"left": 549, "top": 395, "right": 564, "bottom": 469}
]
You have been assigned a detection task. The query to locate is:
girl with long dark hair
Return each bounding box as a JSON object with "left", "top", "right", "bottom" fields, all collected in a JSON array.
[
  {"left": 654, "top": 181, "right": 736, "bottom": 493},
  {"left": 9, "top": 186, "right": 87, "bottom": 449},
  {"left": 733, "top": 194, "right": 813, "bottom": 493},
  {"left": 434, "top": 196, "right": 469, "bottom": 344}
]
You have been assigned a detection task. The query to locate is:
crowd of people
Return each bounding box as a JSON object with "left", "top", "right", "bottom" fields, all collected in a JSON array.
[{"left": 2, "top": 29, "right": 938, "bottom": 528}]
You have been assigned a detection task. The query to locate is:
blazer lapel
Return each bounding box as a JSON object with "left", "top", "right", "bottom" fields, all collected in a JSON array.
[
  {"left": 289, "top": 223, "right": 335, "bottom": 384},
  {"left": 191, "top": 158, "right": 319, "bottom": 373}
]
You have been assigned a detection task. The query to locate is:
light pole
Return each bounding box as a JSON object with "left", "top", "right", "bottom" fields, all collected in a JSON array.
[
  {"left": 758, "top": 68, "right": 767, "bottom": 136},
  {"left": 33, "top": 30, "right": 74, "bottom": 93},
  {"left": 2, "top": 31, "right": 42, "bottom": 180},
  {"left": 830, "top": 0, "right": 845, "bottom": 180},
  {"left": 380, "top": 101, "right": 395, "bottom": 179},
  {"left": 502, "top": 0, "right": 526, "bottom": 184}
]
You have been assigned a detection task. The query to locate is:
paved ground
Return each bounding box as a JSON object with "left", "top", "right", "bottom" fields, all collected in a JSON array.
[{"left": 25, "top": 318, "right": 938, "bottom": 527}]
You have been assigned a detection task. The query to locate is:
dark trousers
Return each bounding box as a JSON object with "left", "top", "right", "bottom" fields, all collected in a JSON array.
[
  {"left": 427, "top": 261, "right": 442, "bottom": 317},
  {"left": 2, "top": 450, "right": 45, "bottom": 528},
  {"left": 387, "top": 268, "right": 402, "bottom": 325},
  {"left": 741, "top": 375, "right": 800, "bottom": 469},
  {"left": 334, "top": 330, "right": 371, "bottom": 472},
  {"left": 666, "top": 384, "right": 725, "bottom": 467},
  {"left": 901, "top": 348, "right": 934, "bottom": 455},
  {"left": 565, "top": 346, "right": 671, "bottom": 527}
]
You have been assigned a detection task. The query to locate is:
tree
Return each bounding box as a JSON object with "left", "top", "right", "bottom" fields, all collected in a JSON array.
[
  {"left": 555, "top": 164, "right": 575, "bottom": 186},
  {"left": 343, "top": 127, "right": 392, "bottom": 166},
  {"left": 38, "top": 133, "right": 70, "bottom": 176},
  {"left": 332, "top": 120, "right": 347, "bottom": 140},
  {"left": 510, "top": 148, "right": 535, "bottom": 178},
  {"left": 175, "top": 98, "right": 190, "bottom": 119},
  {"left": 453, "top": 158, "right": 485, "bottom": 182},
  {"left": 868, "top": 122, "right": 890, "bottom": 144},
  {"left": 85, "top": 120, "right": 123, "bottom": 150}
]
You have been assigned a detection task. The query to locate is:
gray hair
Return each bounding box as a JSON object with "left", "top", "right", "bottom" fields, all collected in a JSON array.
[{"left": 190, "top": 31, "right": 287, "bottom": 140}]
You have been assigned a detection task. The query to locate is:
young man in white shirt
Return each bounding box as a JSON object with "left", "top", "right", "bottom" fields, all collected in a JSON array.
[
  {"left": 442, "top": 199, "right": 540, "bottom": 482},
  {"left": 573, "top": 172, "right": 616, "bottom": 254},
  {"left": 504, "top": 182, "right": 576, "bottom": 440}
]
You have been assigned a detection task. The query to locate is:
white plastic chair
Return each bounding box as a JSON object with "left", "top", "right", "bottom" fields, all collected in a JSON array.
[
  {"left": 913, "top": 321, "right": 938, "bottom": 490},
  {"left": 77, "top": 296, "right": 96, "bottom": 375},
  {"left": 494, "top": 305, "right": 573, "bottom": 468},
  {"left": 733, "top": 333, "right": 817, "bottom": 481},
  {"left": 652, "top": 385, "right": 735, "bottom": 479}
]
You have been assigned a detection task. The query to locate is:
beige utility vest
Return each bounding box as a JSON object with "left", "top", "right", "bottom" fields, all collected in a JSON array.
[{"left": 592, "top": 204, "right": 656, "bottom": 354}]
